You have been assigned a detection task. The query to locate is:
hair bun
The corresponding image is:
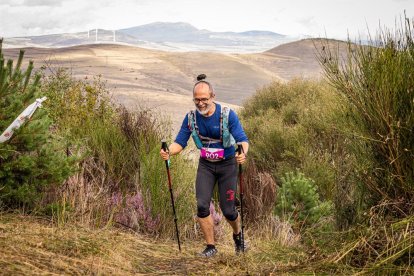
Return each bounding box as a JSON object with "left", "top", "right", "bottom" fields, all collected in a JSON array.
[{"left": 197, "top": 74, "right": 207, "bottom": 81}]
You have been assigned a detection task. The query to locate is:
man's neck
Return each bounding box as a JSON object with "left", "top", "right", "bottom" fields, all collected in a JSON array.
[{"left": 203, "top": 102, "right": 216, "bottom": 117}]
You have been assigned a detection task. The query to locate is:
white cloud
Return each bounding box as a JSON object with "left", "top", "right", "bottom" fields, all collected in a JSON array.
[
  {"left": 2, "top": 0, "right": 24, "bottom": 7},
  {"left": 22, "top": 0, "right": 62, "bottom": 7},
  {"left": 0, "top": 0, "right": 413, "bottom": 39}
]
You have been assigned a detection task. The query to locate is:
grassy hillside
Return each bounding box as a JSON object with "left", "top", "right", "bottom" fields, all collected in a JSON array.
[
  {"left": 1, "top": 213, "right": 311, "bottom": 275},
  {"left": 2, "top": 18, "right": 413, "bottom": 275}
]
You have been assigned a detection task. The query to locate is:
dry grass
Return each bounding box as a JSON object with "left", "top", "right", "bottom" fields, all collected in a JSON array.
[
  {"left": 243, "top": 160, "right": 277, "bottom": 223},
  {"left": 0, "top": 213, "right": 312, "bottom": 275},
  {"left": 7, "top": 176, "right": 410, "bottom": 274}
]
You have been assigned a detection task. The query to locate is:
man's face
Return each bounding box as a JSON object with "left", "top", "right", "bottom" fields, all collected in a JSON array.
[{"left": 193, "top": 83, "right": 214, "bottom": 115}]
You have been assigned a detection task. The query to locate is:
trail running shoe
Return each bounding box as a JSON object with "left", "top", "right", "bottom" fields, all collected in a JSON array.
[
  {"left": 199, "top": 245, "right": 218, "bottom": 257},
  {"left": 233, "top": 232, "right": 248, "bottom": 254}
]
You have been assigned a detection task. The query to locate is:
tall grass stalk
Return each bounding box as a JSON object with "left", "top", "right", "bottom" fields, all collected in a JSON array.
[
  {"left": 318, "top": 18, "right": 414, "bottom": 210},
  {"left": 242, "top": 160, "right": 277, "bottom": 223}
]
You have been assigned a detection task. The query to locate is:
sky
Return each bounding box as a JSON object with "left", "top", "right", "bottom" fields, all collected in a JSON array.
[{"left": 0, "top": 0, "right": 413, "bottom": 40}]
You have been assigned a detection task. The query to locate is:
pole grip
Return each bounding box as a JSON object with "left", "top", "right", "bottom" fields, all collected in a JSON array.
[
  {"left": 161, "top": 139, "right": 168, "bottom": 151},
  {"left": 237, "top": 143, "right": 243, "bottom": 155},
  {"left": 161, "top": 139, "right": 170, "bottom": 169},
  {"left": 237, "top": 143, "right": 243, "bottom": 182}
]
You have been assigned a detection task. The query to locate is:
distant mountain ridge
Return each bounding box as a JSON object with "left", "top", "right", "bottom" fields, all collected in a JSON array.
[
  {"left": 119, "top": 22, "right": 208, "bottom": 41},
  {"left": 119, "top": 22, "right": 286, "bottom": 42},
  {"left": 3, "top": 22, "right": 297, "bottom": 53}
]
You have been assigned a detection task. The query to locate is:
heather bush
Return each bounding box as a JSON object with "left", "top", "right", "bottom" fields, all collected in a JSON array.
[
  {"left": 109, "top": 191, "right": 160, "bottom": 233},
  {"left": 40, "top": 70, "right": 196, "bottom": 238},
  {"left": 118, "top": 107, "right": 196, "bottom": 237}
]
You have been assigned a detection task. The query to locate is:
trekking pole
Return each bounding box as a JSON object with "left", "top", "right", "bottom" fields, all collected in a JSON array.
[
  {"left": 161, "top": 140, "right": 181, "bottom": 252},
  {"left": 237, "top": 143, "right": 245, "bottom": 253}
]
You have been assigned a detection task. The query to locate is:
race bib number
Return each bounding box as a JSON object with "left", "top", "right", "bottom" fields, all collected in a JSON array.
[{"left": 200, "top": 147, "right": 224, "bottom": 160}]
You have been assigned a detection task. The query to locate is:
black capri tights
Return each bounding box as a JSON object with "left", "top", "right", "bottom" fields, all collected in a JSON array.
[{"left": 196, "top": 157, "right": 239, "bottom": 221}]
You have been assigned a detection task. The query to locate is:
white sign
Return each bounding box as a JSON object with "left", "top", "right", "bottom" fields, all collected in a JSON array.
[{"left": 0, "top": 97, "right": 47, "bottom": 143}]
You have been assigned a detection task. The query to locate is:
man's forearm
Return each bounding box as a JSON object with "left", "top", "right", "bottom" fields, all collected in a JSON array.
[
  {"left": 168, "top": 142, "right": 184, "bottom": 156},
  {"left": 240, "top": 142, "right": 249, "bottom": 155}
]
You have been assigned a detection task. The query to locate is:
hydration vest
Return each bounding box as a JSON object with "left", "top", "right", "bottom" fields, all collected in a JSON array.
[{"left": 188, "top": 105, "right": 236, "bottom": 149}]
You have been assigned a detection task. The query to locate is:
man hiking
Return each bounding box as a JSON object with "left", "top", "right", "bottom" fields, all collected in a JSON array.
[{"left": 160, "top": 74, "right": 249, "bottom": 257}]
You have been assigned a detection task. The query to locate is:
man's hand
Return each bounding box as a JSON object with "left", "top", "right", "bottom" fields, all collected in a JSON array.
[
  {"left": 160, "top": 148, "right": 170, "bottom": 161},
  {"left": 235, "top": 151, "right": 246, "bottom": 164},
  {"left": 236, "top": 142, "right": 249, "bottom": 164},
  {"left": 159, "top": 142, "right": 183, "bottom": 161}
]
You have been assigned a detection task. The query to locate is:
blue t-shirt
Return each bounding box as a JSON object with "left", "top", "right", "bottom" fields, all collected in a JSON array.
[{"left": 174, "top": 103, "right": 249, "bottom": 159}]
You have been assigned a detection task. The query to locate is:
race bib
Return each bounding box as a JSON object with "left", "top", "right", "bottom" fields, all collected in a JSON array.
[{"left": 200, "top": 147, "right": 224, "bottom": 160}]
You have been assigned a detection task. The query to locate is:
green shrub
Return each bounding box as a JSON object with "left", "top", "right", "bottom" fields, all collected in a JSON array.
[
  {"left": 41, "top": 68, "right": 114, "bottom": 140},
  {"left": 275, "top": 171, "right": 333, "bottom": 227},
  {"left": 241, "top": 79, "right": 341, "bottom": 199},
  {"left": 0, "top": 40, "right": 75, "bottom": 209},
  {"left": 240, "top": 78, "right": 370, "bottom": 228}
]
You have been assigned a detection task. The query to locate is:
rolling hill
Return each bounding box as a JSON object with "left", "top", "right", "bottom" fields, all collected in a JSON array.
[{"left": 2, "top": 38, "right": 348, "bottom": 131}]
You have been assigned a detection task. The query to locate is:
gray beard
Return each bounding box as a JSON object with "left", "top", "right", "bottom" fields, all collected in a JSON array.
[{"left": 196, "top": 103, "right": 214, "bottom": 116}]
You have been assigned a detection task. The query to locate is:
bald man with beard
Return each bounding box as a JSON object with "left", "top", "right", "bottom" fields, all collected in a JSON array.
[{"left": 160, "top": 74, "right": 249, "bottom": 257}]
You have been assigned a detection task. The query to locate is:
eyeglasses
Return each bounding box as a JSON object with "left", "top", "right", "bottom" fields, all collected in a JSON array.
[{"left": 193, "top": 97, "right": 211, "bottom": 104}]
